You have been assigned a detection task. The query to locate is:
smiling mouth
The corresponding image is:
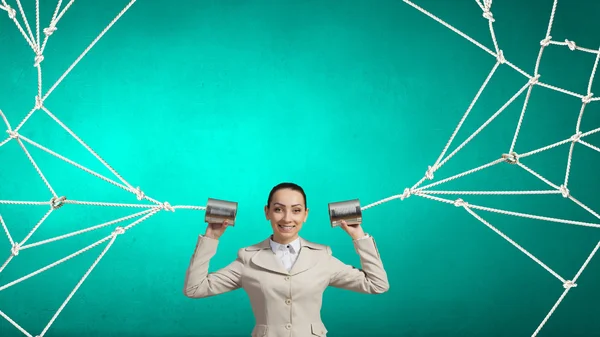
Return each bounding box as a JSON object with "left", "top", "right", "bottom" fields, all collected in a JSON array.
[{"left": 278, "top": 224, "right": 296, "bottom": 231}]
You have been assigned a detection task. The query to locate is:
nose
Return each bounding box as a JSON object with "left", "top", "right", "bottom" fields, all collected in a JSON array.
[{"left": 283, "top": 211, "right": 293, "bottom": 222}]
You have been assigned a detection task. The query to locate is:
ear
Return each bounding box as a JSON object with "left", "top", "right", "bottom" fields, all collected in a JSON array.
[
  {"left": 304, "top": 208, "right": 309, "bottom": 222},
  {"left": 264, "top": 205, "right": 269, "bottom": 220}
]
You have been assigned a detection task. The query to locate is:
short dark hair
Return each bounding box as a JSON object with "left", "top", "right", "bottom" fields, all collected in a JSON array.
[{"left": 266, "top": 182, "right": 307, "bottom": 208}]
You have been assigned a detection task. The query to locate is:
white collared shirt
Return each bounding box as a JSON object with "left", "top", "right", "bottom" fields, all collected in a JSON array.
[
  {"left": 269, "top": 234, "right": 371, "bottom": 272},
  {"left": 269, "top": 237, "right": 301, "bottom": 272}
]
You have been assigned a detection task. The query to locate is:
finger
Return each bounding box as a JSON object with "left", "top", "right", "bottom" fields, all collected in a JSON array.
[
  {"left": 209, "top": 223, "right": 224, "bottom": 231},
  {"left": 340, "top": 220, "right": 348, "bottom": 230}
]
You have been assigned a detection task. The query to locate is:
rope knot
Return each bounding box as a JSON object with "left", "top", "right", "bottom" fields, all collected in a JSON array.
[
  {"left": 582, "top": 93, "right": 593, "bottom": 104},
  {"left": 454, "top": 198, "right": 467, "bottom": 207},
  {"left": 425, "top": 165, "right": 436, "bottom": 180},
  {"left": 400, "top": 188, "right": 411, "bottom": 200},
  {"left": 43, "top": 26, "right": 57, "bottom": 36},
  {"left": 34, "top": 54, "right": 44, "bottom": 67},
  {"left": 11, "top": 243, "right": 20, "bottom": 256},
  {"left": 563, "top": 280, "right": 577, "bottom": 289},
  {"left": 565, "top": 39, "right": 576, "bottom": 51},
  {"left": 35, "top": 96, "right": 43, "bottom": 110},
  {"left": 559, "top": 185, "right": 570, "bottom": 198},
  {"left": 482, "top": 10, "right": 494, "bottom": 22},
  {"left": 496, "top": 50, "right": 505, "bottom": 64},
  {"left": 6, "top": 130, "right": 18, "bottom": 139},
  {"left": 570, "top": 131, "right": 582, "bottom": 142},
  {"left": 162, "top": 202, "right": 175, "bottom": 212},
  {"left": 5, "top": 5, "right": 16, "bottom": 19},
  {"left": 133, "top": 187, "right": 145, "bottom": 200},
  {"left": 502, "top": 152, "right": 519, "bottom": 164},
  {"left": 540, "top": 36, "right": 552, "bottom": 47},
  {"left": 50, "top": 196, "right": 67, "bottom": 210},
  {"left": 112, "top": 226, "right": 125, "bottom": 236},
  {"left": 528, "top": 74, "right": 540, "bottom": 86}
]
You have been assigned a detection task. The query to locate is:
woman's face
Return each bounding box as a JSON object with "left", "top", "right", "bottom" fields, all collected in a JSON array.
[{"left": 264, "top": 188, "right": 309, "bottom": 244}]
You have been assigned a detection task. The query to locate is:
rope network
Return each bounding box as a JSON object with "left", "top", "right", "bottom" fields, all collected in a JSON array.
[{"left": 0, "top": 1, "right": 598, "bottom": 337}]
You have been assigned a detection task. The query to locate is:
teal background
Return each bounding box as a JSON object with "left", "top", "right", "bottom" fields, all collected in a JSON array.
[{"left": 1, "top": 0, "right": 599, "bottom": 336}]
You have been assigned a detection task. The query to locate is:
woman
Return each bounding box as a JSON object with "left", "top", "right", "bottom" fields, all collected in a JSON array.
[{"left": 183, "top": 182, "right": 389, "bottom": 337}]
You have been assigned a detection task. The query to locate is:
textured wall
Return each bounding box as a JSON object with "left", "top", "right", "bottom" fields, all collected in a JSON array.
[{"left": 0, "top": 0, "right": 599, "bottom": 336}]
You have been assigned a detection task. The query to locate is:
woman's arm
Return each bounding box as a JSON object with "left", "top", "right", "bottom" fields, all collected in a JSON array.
[
  {"left": 327, "top": 235, "right": 390, "bottom": 294},
  {"left": 183, "top": 235, "right": 244, "bottom": 298}
]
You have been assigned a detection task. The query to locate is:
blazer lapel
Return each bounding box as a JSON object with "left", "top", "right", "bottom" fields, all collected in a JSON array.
[
  {"left": 247, "top": 236, "right": 327, "bottom": 276},
  {"left": 248, "top": 238, "right": 290, "bottom": 275},
  {"left": 289, "top": 238, "right": 326, "bottom": 275}
]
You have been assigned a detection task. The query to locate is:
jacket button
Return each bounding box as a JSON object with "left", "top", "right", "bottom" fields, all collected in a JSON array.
[
  {"left": 285, "top": 299, "right": 291, "bottom": 305},
  {"left": 285, "top": 324, "right": 292, "bottom": 330},
  {"left": 284, "top": 276, "right": 290, "bottom": 281}
]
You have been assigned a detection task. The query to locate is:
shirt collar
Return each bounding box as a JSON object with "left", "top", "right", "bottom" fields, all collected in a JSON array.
[{"left": 269, "top": 236, "right": 301, "bottom": 254}]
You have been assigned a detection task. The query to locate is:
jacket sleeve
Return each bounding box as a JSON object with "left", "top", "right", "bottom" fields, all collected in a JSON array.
[
  {"left": 327, "top": 236, "right": 390, "bottom": 294},
  {"left": 183, "top": 235, "right": 245, "bottom": 298}
]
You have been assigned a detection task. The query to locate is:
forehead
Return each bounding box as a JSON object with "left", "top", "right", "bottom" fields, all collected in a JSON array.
[{"left": 271, "top": 189, "right": 305, "bottom": 205}]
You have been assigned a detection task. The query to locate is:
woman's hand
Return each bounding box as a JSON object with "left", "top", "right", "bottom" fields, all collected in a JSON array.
[
  {"left": 340, "top": 220, "right": 366, "bottom": 240},
  {"left": 205, "top": 219, "right": 229, "bottom": 240}
]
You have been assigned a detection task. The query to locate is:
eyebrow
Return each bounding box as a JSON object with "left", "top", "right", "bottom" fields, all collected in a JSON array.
[{"left": 273, "top": 202, "right": 304, "bottom": 207}]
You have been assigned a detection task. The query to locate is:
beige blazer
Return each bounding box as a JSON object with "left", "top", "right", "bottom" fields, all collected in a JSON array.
[{"left": 183, "top": 234, "right": 390, "bottom": 337}]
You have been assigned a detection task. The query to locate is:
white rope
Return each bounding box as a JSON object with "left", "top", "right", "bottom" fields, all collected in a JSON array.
[
  {"left": 549, "top": 39, "right": 600, "bottom": 55},
  {"left": 40, "top": 0, "right": 67, "bottom": 54},
  {"left": 417, "top": 193, "right": 600, "bottom": 229},
  {"left": 377, "top": 1, "right": 599, "bottom": 336},
  {"left": 14, "top": 137, "right": 58, "bottom": 198},
  {"left": 0, "top": 214, "right": 14, "bottom": 247},
  {"left": 531, "top": 241, "right": 600, "bottom": 337},
  {"left": 0, "top": 0, "right": 597, "bottom": 336},
  {"left": 40, "top": 232, "right": 117, "bottom": 337},
  {"left": 435, "top": 80, "right": 531, "bottom": 170},
  {"left": 35, "top": 0, "right": 40, "bottom": 50},
  {"left": 536, "top": 81, "right": 585, "bottom": 99},
  {"left": 506, "top": 0, "right": 558, "bottom": 155},
  {"left": 578, "top": 140, "right": 600, "bottom": 154},
  {"left": 402, "top": 0, "right": 531, "bottom": 79},
  {"left": 574, "top": 48, "right": 600, "bottom": 134},
  {"left": 1, "top": 0, "right": 36, "bottom": 51},
  {"left": 0, "top": 210, "right": 158, "bottom": 294},
  {"left": 0, "top": 309, "right": 32, "bottom": 337},
  {"left": 14, "top": 0, "right": 36, "bottom": 50},
  {"left": 431, "top": 62, "right": 501, "bottom": 176},
  {"left": 17, "top": 133, "right": 133, "bottom": 192},
  {"left": 40, "top": 106, "right": 138, "bottom": 193},
  {"left": 463, "top": 204, "right": 568, "bottom": 284},
  {"left": 421, "top": 190, "right": 561, "bottom": 195},
  {"left": 0, "top": 2, "right": 209, "bottom": 336},
  {"left": 20, "top": 209, "right": 156, "bottom": 250},
  {"left": 42, "top": 0, "right": 137, "bottom": 102}
]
